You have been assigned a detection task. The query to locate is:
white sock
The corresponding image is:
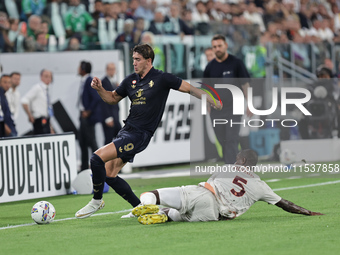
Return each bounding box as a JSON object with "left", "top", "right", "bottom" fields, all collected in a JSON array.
[
  {"left": 168, "top": 208, "right": 183, "bottom": 222},
  {"left": 158, "top": 187, "right": 182, "bottom": 209},
  {"left": 140, "top": 192, "right": 157, "bottom": 205},
  {"left": 91, "top": 198, "right": 102, "bottom": 205}
]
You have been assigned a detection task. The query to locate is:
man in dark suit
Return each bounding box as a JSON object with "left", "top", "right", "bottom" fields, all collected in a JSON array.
[
  {"left": 78, "top": 61, "right": 102, "bottom": 170},
  {"left": 0, "top": 74, "right": 16, "bottom": 137},
  {"left": 101, "top": 62, "right": 121, "bottom": 145}
]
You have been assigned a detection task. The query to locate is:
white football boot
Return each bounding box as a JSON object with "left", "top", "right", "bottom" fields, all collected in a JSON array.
[{"left": 75, "top": 199, "right": 105, "bottom": 219}]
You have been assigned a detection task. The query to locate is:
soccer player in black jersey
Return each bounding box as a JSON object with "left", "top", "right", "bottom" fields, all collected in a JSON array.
[{"left": 75, "top": 43, "right": 222, "bottom": 219}]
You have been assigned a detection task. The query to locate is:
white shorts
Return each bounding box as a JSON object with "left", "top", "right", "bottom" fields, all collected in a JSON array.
[{"left": 178, "top": 185, "right": 219, "bottom": 222}]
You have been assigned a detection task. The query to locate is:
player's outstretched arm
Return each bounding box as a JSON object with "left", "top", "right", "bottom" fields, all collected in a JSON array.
[
  {"left": 275, "top": 199, "right": 324, "bottom": 216},
  {"left": 178, "top": 80, "right": 222, "bottom": 110},
  {"left": 91, "top": 77, "right": 123, "bottom": 105}
]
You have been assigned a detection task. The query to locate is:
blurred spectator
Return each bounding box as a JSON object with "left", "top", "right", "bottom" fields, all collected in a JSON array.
[
  {"left": 91, "top": 0, "right": 104, "bottom": 21},
  {"left": 6, "top": 72, "right": 21, "bottom": 121},
  {"left": 65, "top": 35, "right": 81, "bottom": 51},
  {"left": 263, "top": 0, "right": 283, "bottom": 26},
  {"left": 1, "top": 17, "right": 20, "bottom": 52},
  {"left": 141, "top": 31, "right": 165, "bottom": 71},
  {"left": 298, "top": 0, "right": 314, "bottom": 29},
  {"left": 43, "top": 0, "right": 66, "bottom": 41},
  {"left": 35, "top": 31, "right": 48, "bottom": 51},
  {"left": 0, "top": 11, "right": 10, "bottom": 52},
  {"left": 291, "top": 33, "right": 310, "bottom": 69},
  {"left": 64, "top": 0, "right": 95, "bottom": 46},
  {"left": 100, "top": 62, "right": 121, "bottom": 145},
  {"left": 182, "top": 9, "right": 195, "bottom": 33},
  {"left": 281, "top": 0, "right": 300, "bottom": 23},
  {"left": 243, "top": 1, "right": 265, "bottom": 33},
  {"left": 163, "top": 3, "right": 194, "bottom": 35},
  {"left": 133, "top": 17, "right": 145, "bottom": 45},
  {"left": 148, "top": 9, "right": 167, "bottom": 35},
  {"left": 21, "top": 69, "right": 54, "bottom": 135},
  {"left": 191, "top": 1, "right": 209, "bottom": 25},
  {"left": 21, "top": 0, "right": 47, "bottom": 21},
  {"left": 27, "top": 14, "right": 41, "bottom": 39},
  {"left": 8, "top": 19, "right": 20, "bottom": 46},
  {"left": 120, "top": 0, "right": 134, "bottom": 20},
  {"left": 0, "top": 74, "right": 17, "bottom": 137},
  {"left": 205, "top": 0, "right": 222, "bottom": 22},
  {"left": 115, "top": 18, "right": 135, "bottom": 46},
  {"left": 229, "top": 3, "right": 243, "bottom": 17},
  {"left": 134, "top": 0, "right": 154, "bottom": 22},
  {"left": 126, "top": 0, "right": 139, "bottom": 18},
  {"left": 0, "top": 0, "right": 20, "bottom": 19},
  {"left": 200, "top": 47, "right": 215, "bottom": 71}
]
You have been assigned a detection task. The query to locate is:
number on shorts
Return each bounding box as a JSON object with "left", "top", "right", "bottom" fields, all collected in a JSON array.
[
  {"left": 230, "top": 176, "right": 247, "bottom": 197},
  {"left": 124, "top": 143, "right": 134, "bottom": 151}
]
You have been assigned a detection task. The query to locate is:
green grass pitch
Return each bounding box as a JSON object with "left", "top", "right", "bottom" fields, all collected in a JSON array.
[{"left": 1, "top": 175, "right": 339, "bottom": 255}]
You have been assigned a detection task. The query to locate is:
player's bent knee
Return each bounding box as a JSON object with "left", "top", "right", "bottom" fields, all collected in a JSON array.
[{"left": 90, "top": 153, "right": 105, "bottom": 167}]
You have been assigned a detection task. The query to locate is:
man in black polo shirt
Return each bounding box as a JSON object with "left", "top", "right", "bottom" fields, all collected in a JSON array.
[
  {"left": 203, "top": 34, "right": 251, "bottom": 164},
  {"left": 75, "top": 43, "right": 222, "bottom": 219}
]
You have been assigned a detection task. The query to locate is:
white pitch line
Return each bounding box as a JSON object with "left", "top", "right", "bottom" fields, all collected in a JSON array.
[
  {"left": 1, "top": 180, "right": 340, "bottom": 231},
  {"left": 0, "top": 209, "right": 131, "bottom": 230},
  {"left": 273, "top": 179, "right": 340, "bottom": 191}
]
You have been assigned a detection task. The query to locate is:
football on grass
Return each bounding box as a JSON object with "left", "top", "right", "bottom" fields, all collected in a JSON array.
[{"left": 31, "top": 201, "right": 56, "bottom": 224}]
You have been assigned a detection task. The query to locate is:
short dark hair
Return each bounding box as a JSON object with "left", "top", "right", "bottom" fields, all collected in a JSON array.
[
  {"left": 0, "top": 74, "right": 10, "bottom": 82},
  {"left": 10, "top": 72, "right": 21, "bottom": 77},
  {"left": 133, "top": 43, "right": 155, "bottom": 63},
  {"left": 239, "top": 149, "right": 258, "bottom": 166},
  {"left": 212, "top": 34, "right": 226, "bottom": 42},
  {"left": 80, "top": 61, "right": 92, "bottom": 74},
  {"left": 316, "top": 65, "right": 332, "bottom": 78}
]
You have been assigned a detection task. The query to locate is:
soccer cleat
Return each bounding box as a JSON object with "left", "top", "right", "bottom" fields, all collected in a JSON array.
[
  {"left": 138, "top": 213, "right": 168, "bottom": 225},
  {"left": 121, "top": 211, "right": 136, "bottom": 219},
  {"left": 75, "top": 199, "right": 105, "bottom": 219},
  {"left": 132, "top": 204, "right": 159, "bottom": 217}
]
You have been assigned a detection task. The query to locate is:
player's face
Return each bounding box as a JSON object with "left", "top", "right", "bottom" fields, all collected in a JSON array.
[
  {"left": 235, "top": 153, "right": 244, "bottom": 165},
  {"left": 11, "top": 74, "right": 21, "bottom": 87},
  {"left": 41, "top": 70, "right": 52, "bottom": 85},
  {"left": 106, "top": 63, "right": 116, "bottom": 77},
  {"left": 0, "top": 77, "right": 11, "bottom": 92},
  {"left": 211, "top": 39, "right": 228, "bottom": 61},
  {"left": 133, "top": 52, "right": 150, "bottom": 77}
]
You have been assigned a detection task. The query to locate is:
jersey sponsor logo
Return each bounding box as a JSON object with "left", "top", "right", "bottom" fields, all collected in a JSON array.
[
  {"left": 131, "top": 80, "right": 136, "bottom": 89},
  {"left": 135, "top": 89, "right": 143, "bottom": 98},
  {"left": 149, "top": 80, "right": 154, "bottom": 88},
  {"left": 119, "top": 147, "right": 123, "bottom": 153}
]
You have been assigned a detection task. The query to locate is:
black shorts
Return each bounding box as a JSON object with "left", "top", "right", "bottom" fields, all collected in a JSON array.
[{"left": 113, "top": 124, "right": 152, "bottom": 163}]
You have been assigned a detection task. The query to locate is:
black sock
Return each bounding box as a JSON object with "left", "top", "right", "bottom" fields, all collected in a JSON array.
[
  {"left": 90, "top": 154, "right": 106, "bottom": 200},
  {"left": 106, "top": 176, "right": 140, "bottom": 207}
]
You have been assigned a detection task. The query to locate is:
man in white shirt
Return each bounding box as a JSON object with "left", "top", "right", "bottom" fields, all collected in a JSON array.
[
  {"left": 131, "top": 149, "right": 323, "bottom": 224},
  {"left": 21, "top": 69, "right": 54, "bottom": 135},
  {"left": 6, "top": 72, "right": 21, "bottom": 121}
]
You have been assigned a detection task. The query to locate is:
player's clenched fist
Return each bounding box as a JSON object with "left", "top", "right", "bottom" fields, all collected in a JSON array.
[{"left": 91, "top": 77, "right": 102, "bottom": 90}]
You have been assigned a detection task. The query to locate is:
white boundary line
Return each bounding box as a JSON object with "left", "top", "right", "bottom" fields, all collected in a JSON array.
[
  {"left": 273, "top": 180, "right": 340, "bottom": 191},
  {"left": 1, "top": 179, "right": 340, "bottom": 231},
  {"left": 0, "top": 209, "right": 131, "bottom": 230}
]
